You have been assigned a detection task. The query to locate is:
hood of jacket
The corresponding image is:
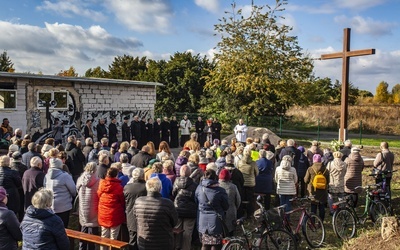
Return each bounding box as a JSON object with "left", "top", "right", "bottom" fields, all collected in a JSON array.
[
  {"left": 330, "top": 158, "right": 346, "bottom": 172},
  {"left": 242, "top": 154, "right": 253, "bottom": 164},
  {"left": 348, "top": 152, "right": 362, "bottom": 162},
  {"left": 102, "top": 177, "right": 121, "bottom": 192},
  {"left": 121, "top": 164, "right": 134, "bottom": 177},
  {"left": 79, "top": 171, "right": 99, "bottom": 188},
  {"left": 200, "top": 178, "right": 218, "bottom": 188},
  {"left": 25, "top": 205, "right": 54, "bottom": 220},
  {"left": 48, "top": 167, "right": 65, "bottom": 179},
  {"left": 174, "top": 176, "right": 194, "bottom": 189},
  {"left": 175, "top": 156, "right": 188, "bottom": 166},
  {"left": 65, "top": 142, "right": 76, "bottom": 151}
]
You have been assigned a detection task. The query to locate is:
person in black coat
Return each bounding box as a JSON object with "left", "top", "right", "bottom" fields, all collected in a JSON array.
[
  {"left": 122, "top": 117, "right": 131, "bottom": 142},
  {"left": 160, "top": 117, "right": 170, "bottom": 145},
  {"left": 172, "top": 165, "right": 198, "bottom": 250},
  {"left": 134, "top": 177, "right": 178, "bottom": 250},
  {"left": 195, "top": 117, "right": 205, "bottom": 147},
  {"left": 146, "top": 118, "right": 154, "bottom": 144},
  {"left": 10, "top": 152, "right": 27, "bottom": 221},
  {"left": 140, "top": 117, "right": 148, "bottom": 147},
  {"left": 65, "top": 136, "right": 85, "bottom": 183},
  {"left": 22, "top": 156, "right": 45, "bottom": 210},
  {"left": 84, "top": 120, "right": 94, "bottom": 139},
  {"left": 21, "top": 142, "right": 41, "bottom": 168},
  {"left": 212, "top": 118, "right": 222, "bottom": 142},
  {"left": 169, "top": 116, "right": 179, "bottom": 148},
  {"left": 124, "top": 168, "right": 147, "bottom": 250},
  {"left": 0, "top": 186, "right": 22, "bottom": 250},
  {"left": 130, "top": 146, "right": 153, "bottom": 169},
  {"left": 130, "top": 116, "right": 141, "bottom": 146},
  {"left": 96, "top": 119, "right": 108, "bottom": 142},
  {"left": 97, "top": 152, "right": 111, "bottom": 179},
  {"left": 0, "top": 155, "right": 23, "bottom": 216},
  {"left": 108, "top": 117, "right": 118, "bottom": 147},
  {"left": 153, "top": 118, "right": 162, "bottom": 149}
]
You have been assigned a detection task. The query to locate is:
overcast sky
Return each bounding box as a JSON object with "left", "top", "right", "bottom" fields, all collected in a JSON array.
[{"left": 0, "top": 0, "right": 399, "bottom": 93}]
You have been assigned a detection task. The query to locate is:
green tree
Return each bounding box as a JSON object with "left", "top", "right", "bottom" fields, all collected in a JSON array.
[
  {"left": 57, "top": 66, "right": 78, "bottom": 77},
  {"left": 374, "top": 81, "right": 391, "bottom": 103},
  {"left": 205, "top": 0, "right": 313, "bottom": 117},
  {"left": 141, "top": 52, "right": 214, "bottom": 115},
  {"left": 108, "top": 55, "right": 147, "bottom": 80},
  {"left": 0, "top": 50, "right": 15, "bottom": 72},
  {"left": 85, "top": 66, "right": 107, "bottom": 78}
]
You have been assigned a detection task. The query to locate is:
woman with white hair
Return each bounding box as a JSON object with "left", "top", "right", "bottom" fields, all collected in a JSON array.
[
  {"left": 275, "top": 155, "right": 298, "bottom": 213},
  {"left": 44, "top": 158, "right": 76, "bottom": 228},
  {"left": 76, "top": 162, "right": 100, "bottom": 250},
  {"left": 124, "top": 168, "right": 147, "bottom": 250},
  {"left": 0, "top": 155, "right": 22, "bottom": 215},
  {"left": 20, "top": 188, "right": 69, "bottom": 250}
]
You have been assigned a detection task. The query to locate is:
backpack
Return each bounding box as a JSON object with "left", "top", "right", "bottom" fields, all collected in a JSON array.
[{"left": 312, "top": 167, "right": 327, "bottom": 191}]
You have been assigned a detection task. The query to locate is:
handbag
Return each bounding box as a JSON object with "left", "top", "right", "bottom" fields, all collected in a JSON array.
[{"left": 202, "top": 187, "right": 229, "bottom": 237}]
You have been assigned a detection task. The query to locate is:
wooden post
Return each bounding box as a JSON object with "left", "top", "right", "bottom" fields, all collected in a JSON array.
[{"left": 321, "top": 28, "right": 375, "bottom": 142}]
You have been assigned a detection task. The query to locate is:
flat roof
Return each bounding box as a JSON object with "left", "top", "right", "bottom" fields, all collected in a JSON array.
[{"left": 0, "top": 72, "right": 163, "bottom": 87}]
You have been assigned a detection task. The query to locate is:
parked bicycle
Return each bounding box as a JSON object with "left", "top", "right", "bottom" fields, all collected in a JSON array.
[
  {"left": 331, "top": 184, "right": 388, "bottom": 240},
  {"left": 281, "top": 196, "right": 326, "bottom": 248},
  {"left": 221, "top": 196, "right": 297, "bottom": 250},
  {"left": 369, "top": 169, "right": 397, "bottom": 215}
]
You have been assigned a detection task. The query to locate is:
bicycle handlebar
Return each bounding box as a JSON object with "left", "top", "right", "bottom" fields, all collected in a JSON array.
[
  {"left": 355, "top": 184, "right": 379, "bottom": 190},
  {"left": 369, "top": 169, "right": 397, "bottom": 177}
]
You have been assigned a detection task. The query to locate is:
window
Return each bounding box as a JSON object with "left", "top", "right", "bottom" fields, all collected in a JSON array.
[
  {"left": 0, "top": 90, "right": 16, "bottom": 109},
  {"left": 37, "top": 91, "right": 68, "bottom": 109}
]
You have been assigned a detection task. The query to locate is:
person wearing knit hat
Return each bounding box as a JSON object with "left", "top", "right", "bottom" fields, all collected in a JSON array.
[
  {"left": 304, "top": 153, "right": 329, "bottom": 222},
  {"left": 8, "top": 144, "right": 19, "bottom": 157},
  {"left": 0, "top": 186, "right": 22, "bottom": 249},
  {"left": 44, "top": 156, "right": 76, "bottom": 228},
  {"left": 218, "top": 168, "right": 241, "bottom": 235}
]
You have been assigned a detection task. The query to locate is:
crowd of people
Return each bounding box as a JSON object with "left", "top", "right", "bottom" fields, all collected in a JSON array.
[{"left": 0, "top": 116, "right": 396, "bottom": 250}]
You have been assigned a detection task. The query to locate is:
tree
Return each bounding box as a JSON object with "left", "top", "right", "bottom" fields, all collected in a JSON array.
[
  {"left": 85, "top": 66, "right": 107, "bottom": 78},
  {"left": 374, "top": 81, "right": 391, "bottom": 103},
  {"left": 0, "top": 50, "right": 15, "bottom": 72},
  {"left": 392, "top": 84, "right": 400, "bottom": 104},
  {"left": 140, "top": 52, "right": 214, "bottom": 115},
  {"left": 205, "top": 0, "right": 313, "bottom": 118},
  {"left": 108, "top": 55, "right": 147, "bottom": 80},
  {"left": 57, "top": 66, "right": 78, "bottom": 77}
]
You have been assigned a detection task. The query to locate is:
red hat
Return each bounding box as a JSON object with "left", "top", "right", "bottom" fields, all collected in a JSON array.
[{"left": 219, "top": 169, "right": 231, "bottom": 181}]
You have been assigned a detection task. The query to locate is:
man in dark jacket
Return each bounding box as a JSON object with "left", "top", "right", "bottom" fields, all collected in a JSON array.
[
  {"left": 124, "top": 168, "right": 147, "bottom": 250},
  {"left": 122, "top": 117, "right": 131, "bottom": 142},
  {"left": 134, "top": 177, "right": 178, "bottom": 250},
  {"left": 130, "top": 146, "right": 152, "bottom": 168},
  {"left": 172, "top": 165, "right": 198, "bottom": 250},
  {"left": 340, "top": 139, "right": 352, "bottom": 161},
  {"left": 22, "top": 156, "right": 45, "bottom": 210},
  {"left": 21, "top": 142, "right": 41, "bottom": 168},
  {"left": 0, "top": 186, "right": 22, "bottom": 250},
  {"left": 96, "top": 119, "right": 108, "bottom": 143},
  {"left": 212, "top": 118, "right": 222, "bottom": 141},
  {"left": 65, "top": 136, "right": 85, "bottom": 183},
  {"left": 0, "top": 155, "right": 23, "bottom": 216},
  {"left": 160, "top": 117, "right": 170, "bottom": 145},
  {"left": 108, "top": 117, "right": 118, "bottom": 147},
  {"left": 279, "top": 139, "right": 301, "bottom": 170},
  {"left": 195, "top": 117, "right": 205, "bottom": 147},
  {"left": 130, "top": 116, "right": 141, "bottom": 146}
]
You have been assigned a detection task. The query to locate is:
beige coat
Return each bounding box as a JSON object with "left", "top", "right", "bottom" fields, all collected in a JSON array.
[
  {"left": 326, "top": 159, "right": 347, "bottom": 194},
  {"left": 237, "top": 155, "right": 259, "bottom": 187}
]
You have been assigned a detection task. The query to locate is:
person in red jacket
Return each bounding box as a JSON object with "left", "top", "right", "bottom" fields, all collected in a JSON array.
[{"left": 98, "top": 167, "right": 125, "bottom": 250}]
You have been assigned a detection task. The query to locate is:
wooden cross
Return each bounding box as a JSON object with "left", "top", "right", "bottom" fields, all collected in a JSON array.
[{"left": 320, "top": 28, "right": 375, "bottom": 142}]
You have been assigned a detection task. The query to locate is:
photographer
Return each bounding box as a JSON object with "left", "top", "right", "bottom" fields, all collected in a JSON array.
[{"left": 52, "top": 118, "right": 64, "bottom": 146}]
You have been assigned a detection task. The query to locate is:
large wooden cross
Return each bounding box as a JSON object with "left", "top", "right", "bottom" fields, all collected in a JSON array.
[{"left": 321, "top": 28, "right": 375, "bottom": 142}]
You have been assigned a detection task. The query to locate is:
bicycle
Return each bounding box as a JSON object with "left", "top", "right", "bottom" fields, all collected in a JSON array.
[
  {"left": 369, "top": 169, "right": 397, "bottom": 215},
  {"left": 281, "top": 196, "right": 326, "bottom": 248},
  {"left": 222, "top": 196, "right": 297, "bottom": 250},
  {"left": 331, "top": 184, "right": 388, "bottom": 240}
]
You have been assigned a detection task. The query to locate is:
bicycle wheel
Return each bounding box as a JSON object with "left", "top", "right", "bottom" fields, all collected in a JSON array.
[
  {"left": 259, "top": 229, "right": 298, "bottom": 250},
  {"left": 370, "top": 201, "right": 388, "bottom": 223},
  {"left": 332, "top": 208, "right": 356, "bottom": 240},
  {"left": 221, "top": 238, "right": 248, "bottom": 250},
  {"left": 302, "top": 214, "right": 325, "bottom": 248}
]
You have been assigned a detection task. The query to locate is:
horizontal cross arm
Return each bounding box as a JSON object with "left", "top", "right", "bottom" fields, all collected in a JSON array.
[
  {"left": 320, "top": 52, "right": 343, "bottom": 60},
  {"left": 320, "top": 48, "right": 375, "bottom": 60}
]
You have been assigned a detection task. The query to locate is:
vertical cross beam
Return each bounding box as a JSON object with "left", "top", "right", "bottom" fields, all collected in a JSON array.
[{"left": 320, "top": 28, "right": 375, "bottom": 142}]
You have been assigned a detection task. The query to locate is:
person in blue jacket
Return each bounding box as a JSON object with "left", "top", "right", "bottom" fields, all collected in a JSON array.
[
  {"left": 254, "top": 149, "right": 274, "bottom": 210},
  {"left": 20, "top": 188, "right": 69, "bottom": 250},
  {"left": 195, "top": 169, "right": 229, "bottom": 250}
]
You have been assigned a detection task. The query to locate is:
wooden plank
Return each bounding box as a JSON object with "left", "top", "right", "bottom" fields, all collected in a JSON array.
[{"left": 65, "top": 228, "right": 128, "bottom": 249}]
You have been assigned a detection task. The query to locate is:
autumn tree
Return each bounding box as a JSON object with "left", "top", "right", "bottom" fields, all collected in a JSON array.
[
  {"left": 57, "top": 66, "right": 78, "bottom": 77},
  {"left": 392, "top": 84, "right": 400, "bottom": 104},
  {"left": 205, "top": 0, "right": 313, "bottom": 118},
  {"left": 0, "top": 50, "right": 15, "bottom": 72},
  {"left": 108, "top": 55, "right": 147, "bottom": 80},
  {"left": 85, "top": 66, "right": 107, "bottom": 78},
  {"left": 374, "top": 81, "right": 391, "bottom": 103}
]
